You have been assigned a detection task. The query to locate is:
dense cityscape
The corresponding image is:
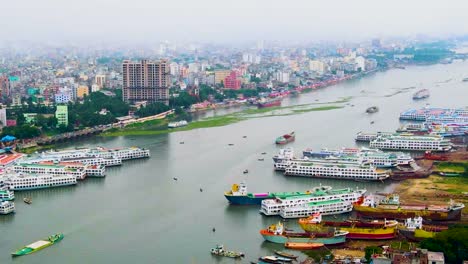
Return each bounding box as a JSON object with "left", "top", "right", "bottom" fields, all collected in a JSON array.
[{"left": 1, "top": 1, "right": 468, "bottom": 264}]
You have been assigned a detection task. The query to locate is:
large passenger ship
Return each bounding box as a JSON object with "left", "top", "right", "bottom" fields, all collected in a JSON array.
[
  {"left": 279, "top": 199, "right": 353, "bottom": 218},
  {"left": 40, "top": 146, "right": 150, "bottom": 161},
  {"left": 399, "top": 108, "right": 468, "bottom": 121},
  {"left": 369, "top": 134, "right": 451, "bottom": 151},
  {"left": 1, "top": 173, "right": 77, "bottom": 191},
  {"left": 0, "top": 188, "right": 15, "bottom": 201},
  {"left": 260, "top": 187, "right": 365, "bottom": 216},
  {"left": 13, "top": 163, "right": 87, "bottom": 180},
  {"left": 0, "top": 200, "right": 15, "bottom": 214},
  {"left": 284, "top": 163, "right": 390, "bottom": 181}
]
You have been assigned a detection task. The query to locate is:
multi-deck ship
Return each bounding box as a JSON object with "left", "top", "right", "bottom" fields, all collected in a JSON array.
[
  {"left": 0, "top": 188, "right": 15, "bottom": 201},
  {"left": 278, "top": 199, "right": 353, "bottom": 218},
  {"left": 353, "top": 195, "right": 465, "bottom": 221},
  {"left": 272, "top": 148, "right": 295, "bottom": 163},
  {"left": 399, "top": 108, "right": 468, "bottom": 121},
  {"left": 298, "top": 213, "right": 398, "bottom": 240},
  {"left": 40, "top": 146, "right": 150, "bottom": 161},
  {"left": 0, "top": 200, "right": 15, "bottom": 214},
  {"left": 355, "top": 131, "right": 393, "bottom": 142},
  {"left": 1, "top": 173, "right": 77, "bottom": 191},
  {"left": 13, "top": 163, "right": 87, "bottom": 180},
  {"left": 284, "top": 162, "right": 390, "bottom": 181},
  {"left": 259, "top": 187, "right": 366, "bottom": 216},
  {"left": 370, "top": 134, "right": 451, "bottom": 151}
]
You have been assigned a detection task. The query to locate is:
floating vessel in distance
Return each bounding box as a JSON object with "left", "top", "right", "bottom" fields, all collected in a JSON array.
[
  {"left": 168, "top": 120, "right": 188, "bottom": 128},
  {"left": 0, "top": 200, "right": 15, "bottom": 214},
  {"left": 366, "top": 106, "right": 379, "bottom": 114},
  {"left": 257, "top": 98, "right": 281, "bottom": 108},
  {"left": 412, "top": 89, "right": 430, "bottom": 100},
  {"left": 399, "top": 107, "right": 468, "bottom": 121},
  {"left": 275, "top": 251, "right": 298, "bottom": 260},
  {"left": 260, "top": 255, "right": 293, "bottom": 263},
  {"left": 355, "top": 131, "right": 393, "bottom": 142},
  {"left": 299, "top": 213, "right": 398, "bottom": 240},
  {"left": 353, "top": 195, "right": 465, "bottom": 221},
  {"left": 12, "top": 234, "right": 64, "bottom": 257},
  {"left": 224, "top": 182, "right": 333, "bottom": 205},
  {"left": 210, "top": 244, "right": 244, "bottom": 258},
  {"left": 397, "top": 216, "right": 448, "bottom": 242},
  {"left": 275, "top": 132, "right": 295, "bottom": 145},
  {"left": 260, "top": 221, "right": 348, "bottom": 245}
]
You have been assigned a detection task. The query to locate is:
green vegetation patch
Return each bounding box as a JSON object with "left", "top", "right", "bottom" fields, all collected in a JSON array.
[{"left": 434, "top": 161, "right": 468, "bottom": 174}]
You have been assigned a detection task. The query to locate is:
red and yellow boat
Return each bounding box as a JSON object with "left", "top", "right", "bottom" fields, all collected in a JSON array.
[
  {"left": 298, "top": 213, "right": 398, "bottom": 240},
  {"left": 285, "top": 242, "right": 324, "bottom": 250}
]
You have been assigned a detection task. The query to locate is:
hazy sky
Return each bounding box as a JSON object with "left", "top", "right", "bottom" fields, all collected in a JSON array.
[{"left": 1, "top": 0, "right": 467, "bottom": 44}]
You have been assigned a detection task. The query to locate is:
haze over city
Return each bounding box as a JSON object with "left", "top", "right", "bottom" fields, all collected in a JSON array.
[{"left": 1, "top": 0, "right": 468, "bottom": 44}]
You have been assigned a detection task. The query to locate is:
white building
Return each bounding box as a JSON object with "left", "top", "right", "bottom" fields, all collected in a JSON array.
[
  {"left": 355, "top": 56, "right": 366, "bottom": 71},
  {"left": 275, "top": 72, "right": 289, "bottom": 83},
  {"left": 188, "top": 63, "right": 199, "bottom": 73},
  {"left": 169, "top": 62, "right": 180, "bottom": 76},
  {"left": 91, "top": 84, "right": 100, "bottom": 93},
  {"left": 55, "top": 92, "right": 72, "bottom": 104},
  {"left": 0, "top": 107, "right": 6, "bottom": 127},
  {"left": 309, "top": 60, "right": 327, "bottom": 75}
]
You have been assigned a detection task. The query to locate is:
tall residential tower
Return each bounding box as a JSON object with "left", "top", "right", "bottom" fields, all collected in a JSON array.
[{"left": 122, "top": 60, "right": 170, "bottom": 105}]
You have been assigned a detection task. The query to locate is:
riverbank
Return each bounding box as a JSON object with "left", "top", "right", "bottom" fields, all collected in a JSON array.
[{"left": 101, "top": 101, "right": 348, "bottom": 136}]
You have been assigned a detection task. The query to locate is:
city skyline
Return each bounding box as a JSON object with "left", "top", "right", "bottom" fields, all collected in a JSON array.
[{"left": 1, "top": 0, "right": 468, "bottom": 45}]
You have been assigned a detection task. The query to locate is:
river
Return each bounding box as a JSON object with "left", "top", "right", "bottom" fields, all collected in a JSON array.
[{"left": 1, "top": 61, "right": 468, "bottom": 264}]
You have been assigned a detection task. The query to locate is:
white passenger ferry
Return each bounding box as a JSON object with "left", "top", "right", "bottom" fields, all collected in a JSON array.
[
  {"left": 13, "top": 163, "right": 87, "bottom": 180},
  {"left": 63, "top": 157, "right": 122, "bottom": 167},
  {"left": 355, "top": 131, "right": 393, "bottom": 142},
  {"left": 426, "top": 115, "right": 468, "bottom": 124},
  {"left": 284, "top": 163, "right": 390, "bottom": 181},
  {"left": 274, "top": 158, "right": 365, "bottom": 171},
  {"left": 370, "top": 134, "right": 451, "bottom": 151},
  {"left": 0, "top": 188, "right": 15, "bottom": 201},
  {"left": 1, "top": 173, "right": 77, "bottom": 191},
  {"left": 272, "top": 148, "right": 295, "bottom": 163},
  {"left": 0, "top": 200, "right": 15, "bottom": 214},
  {"left": 260, "top": 187, "right": 365, "bottom": 216},
  {"left": 279, "top": 199, "right": 353, "bottom": 218},
  {"left": 40, "top": 146, "right": 150, "bottom": 161}
]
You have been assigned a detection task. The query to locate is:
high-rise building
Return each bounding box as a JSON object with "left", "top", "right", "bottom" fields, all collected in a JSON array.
[
  {"left": 76, "top": 85, "right": 89, "bottom": 98},
  {"left": 214, "top": 70, "right": 231, "bottom": 85},
  {"left": 55, "top": 105, "right": 68, "bottom": 127},
  {"left": 122, "top": 60, "right": 170, "bottom": 105},
  {"left": 224, "top": 71, "right": 241, "bottom": 90},
  {"left": 309, "top": 60, "right": 327, "bottom": 75},
  {"left": 0, "top": 76, "right": 8, "bottom": 98},
  {"left": 95, "top": 74, "right": 106, "bottom": 89}
]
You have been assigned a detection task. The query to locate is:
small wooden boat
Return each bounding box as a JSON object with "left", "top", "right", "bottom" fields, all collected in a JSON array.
[
  {"left": 179, "top": 142, "right": 185, "bottom": 144},
  {"left": 260, "top": 256, "right": 293, "bottom": 263},
  {"left": 366, "top": 106, "right": 379, "bottom": 113},
  {"left": 261, "top": 152, "right": 267, "bottom": 155},
  {"left": 258, "top": 158, "right": 264, "bottom": 161},
  {"left": 243, "top": 169, "right": 249, "bottom": 174},
  {"left": 23, "top": 198, "right": 32, "bottom": 205},
  {"left": 274, "top": 251, "right": 298, "bottom": 260},
  {"left": 284, "top": 242, "right": 324, "bottom": 250},
  {"left": 243, "top": 136, "right": 247, "bottom": 138},
  {"left": 210, "top": 244, "right": 244, "bottom": 258}
]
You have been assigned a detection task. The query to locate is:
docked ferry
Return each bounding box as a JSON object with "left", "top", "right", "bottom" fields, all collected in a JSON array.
[
  {"left": 284, "top": 163, "right": 390, "bottom": 181},
  {"left": 272, "top": 148, "right": 295, "bottom": 163},
  {"left": 40, "top": 146, "right": 150, "bottom": 161},
  {"left": 369, "top": 134, "right": 451, "bottom": 152},
  {"left": 0, "top": 188, "right": 15, "bottom": 201},
  {"left": 0, "top": 200, "right": 15, "bottom": 214},
  {"left": 399, "top": 108, "right": 468, "bottom": 121},
  {"left": 1, "top": 173, "right": 77, "bottom": 191},
  {"left": 13, "top": 163, "right": 87, "bottom": 180},
  {"left": 274, "top": 157, "right": 365, "bottom": 171},
  {"left": 260, "top": 187, "right": 365, "bottom": 216},
  {"left": 279, "top": 199, "right": 353, "bottom": 218},
  {"left": 62, "top": 157, "right": 122, "bottom": 167},
  {"left": 355, "top": 131, "right": 393, "bottom": 142}
]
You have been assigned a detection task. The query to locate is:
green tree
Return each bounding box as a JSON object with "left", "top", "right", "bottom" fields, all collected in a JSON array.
[
  {"left": 420, "top": 226, "right": 468, "bottom": 264},
  {"left": 364, "top": 246, "right": 383, "bottom": 263}
]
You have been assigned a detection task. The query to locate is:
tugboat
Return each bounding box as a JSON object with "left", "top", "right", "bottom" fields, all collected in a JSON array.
[
  {"left": 210, "top": 244, "right": 244, "bottom": 258},
  {"left": 366, "top": 106, "right": 379, "bottom": 114},
  {"left": 12, "top": 234, "right": 64, "bottom": 257},
  {"left": 397, "top": 216, "right": 447, "bottom": 242},
  {"left": 275, "top": 132, "right": 295, "bottom": 145},
  {"left": 23, "top": 197, "right": 32, "bottom": 205}
]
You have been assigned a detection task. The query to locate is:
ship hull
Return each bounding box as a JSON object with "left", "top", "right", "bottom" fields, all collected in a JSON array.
[
  {"left": 260, "top": 230, "right": 346, "bottom": 245},
  {"left": 299, "top": 224, "right": 396, "bottom": 240},
  {"left": 224, "top": 194, "right": 267, "bottom": 205},
  {"left": 258, "top": 100, "right": 281, "bottom": 108},
  {"left": 354, "top": 205, "right": 462, "bottom": 221},
  {"left": 398, "top": 228, "right": 435, "bottom": 242}
]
